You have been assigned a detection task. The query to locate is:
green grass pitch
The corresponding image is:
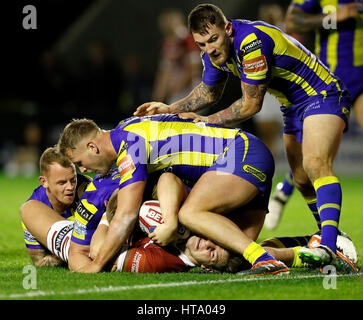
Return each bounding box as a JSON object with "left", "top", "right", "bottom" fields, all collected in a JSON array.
[{"left": 0, "top": 173, "right": 362, "bottom": 301}]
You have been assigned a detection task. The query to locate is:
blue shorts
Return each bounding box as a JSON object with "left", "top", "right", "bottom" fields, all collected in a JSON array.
[
  {"left": 281, "top": 89, "right": 352, "bottom": 143},
  {"left": 208, "top": 132, "right": 275, "bottom": 211},
  {"left": 334, "top": 65, "right": 363, "bottom": 102}
]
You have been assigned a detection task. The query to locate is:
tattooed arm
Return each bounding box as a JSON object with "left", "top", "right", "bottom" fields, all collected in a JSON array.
[
  {"left": 168, "top": 80, "right": 226, "bottom": 113},
  {"left": 27, "top": 248, "right": 64, "bottom": 267},
  {"left": 201, "top": 81, "right": 268, "bottom": 127},
  {"left": 134, "top": 80, "right": 226, "bottom": 117}
]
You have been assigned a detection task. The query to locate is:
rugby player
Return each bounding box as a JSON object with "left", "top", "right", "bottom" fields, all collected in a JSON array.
[
  {"left": 20, "top": 147, "right": 89, "bottom": 266},
  {"left": 58, "top": 115, "right": 288, "bottom": 275},
  {"left": 94, "top": 189, "right": 238, "bottom": 273},
  {"left": 267, "top": 0, "right": 363, "bottom": 231},
  {"left": 134, "top": 4, "right": 353, "bottom": 269}
]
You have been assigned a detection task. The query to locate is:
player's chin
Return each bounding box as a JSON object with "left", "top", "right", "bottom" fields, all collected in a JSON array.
[
  {"left": 211, "top": 55, "right": 227, "bottom": 66},
  {"left": 63, "top": 194, "right": 75, "bottom": 205}
]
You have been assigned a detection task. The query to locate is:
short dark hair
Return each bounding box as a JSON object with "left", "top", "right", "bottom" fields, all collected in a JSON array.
[{"left": 188, "top": 4, "right": 227, "bottom": 34}]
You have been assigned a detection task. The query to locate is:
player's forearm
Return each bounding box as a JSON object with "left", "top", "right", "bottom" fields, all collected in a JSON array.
[
  {"left": 286, "top": 6, "right": 326, "bottom": 33},
  {"left": 206, "top": 98, "right": 255, "bottom": 126},
  {"left": 92, "top": 214, "right": 137, "bottom": 269},
  {"left": 169, "top": 81, "right": 225, "bottom": 113}
]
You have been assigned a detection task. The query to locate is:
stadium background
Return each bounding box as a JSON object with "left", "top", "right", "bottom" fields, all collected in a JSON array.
[
  {"left": 0, "top": 0, "right": 362, "bottom": 302},
  {"left": 2, "top": 0, "right": 363, "bottom": 177}
]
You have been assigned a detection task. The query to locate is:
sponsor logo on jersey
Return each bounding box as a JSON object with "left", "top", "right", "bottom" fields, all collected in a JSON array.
[
  {"left": 241, "top": 39, "right": 263, "bottom": 56},
  {"left": 242, "top": 164, "right": 266, "bottom": 182},
  {"left": 73, "top": 220, "right": 87, "bottom": 236},
  {"left": 242, "top": 55, "right": 267, "bottom": 74},
  {"left": 118, "top": 155, "right": 136, "bottom": 176},
  {"left": 76, "top": 202, "right": 94, "bottom": 222}
]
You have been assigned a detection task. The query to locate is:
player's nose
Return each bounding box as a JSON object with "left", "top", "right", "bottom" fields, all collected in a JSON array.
[{"left": 205, "top": 44, "right": 215, "bottom": 55}]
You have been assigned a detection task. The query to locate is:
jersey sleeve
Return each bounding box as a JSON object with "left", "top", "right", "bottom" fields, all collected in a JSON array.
[
  {"left": 291, "top": 0, "right": 320, "bottom": 13},
  {"left": 201, "top": 52, "right": 228, "bottom": 86},
  {"left": 22, "top": 221, "right": 45, "bottom": 250},
  {"left": 236, "top": 28, "right": 274, "bottom": 85},
  {"left": 116, "top": 134, "right": 148, "bottom": 189}
]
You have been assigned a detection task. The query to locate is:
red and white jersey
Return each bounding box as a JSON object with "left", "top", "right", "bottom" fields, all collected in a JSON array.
[{"left": 116, "top": 237, "right": 195, "bottom": 273}]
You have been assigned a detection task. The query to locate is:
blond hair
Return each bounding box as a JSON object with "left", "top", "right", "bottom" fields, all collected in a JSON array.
[
  {"left": 39, "top": 147, "right": 74, "bottom": 175},
  {"left": 58, "top": 118, "right": 99, "bottom": 156}
]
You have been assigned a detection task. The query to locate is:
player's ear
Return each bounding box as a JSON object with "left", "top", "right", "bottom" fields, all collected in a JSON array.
[
  {"left": 87, "top": 141, "right": 99, "bottom": 154},
  {"left": 225, "top": 21, "right": 233, "bottom": 37},
  {"left": 39, "top": 175, "right": 48, "bottom": 188}
]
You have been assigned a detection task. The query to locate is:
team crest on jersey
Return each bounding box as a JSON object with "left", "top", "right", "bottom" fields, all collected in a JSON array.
[
  {"left": 241, "top": 39, "right": 263, "bottom": 56},
  {"left": 242, "top": 55, "right": 267, "bottom": 74},
  {"left": 242, "top": 164, "right": 266, "bottom": 182}
]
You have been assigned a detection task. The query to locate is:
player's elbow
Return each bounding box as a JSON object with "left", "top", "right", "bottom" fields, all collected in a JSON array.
[{"left": 243, "top": 100, "right": 262, "bottom": 117}]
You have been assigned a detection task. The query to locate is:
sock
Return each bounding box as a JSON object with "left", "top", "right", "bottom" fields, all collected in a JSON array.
[
  {"left": 280, "top": 171, "right": 295, "bottom": 196},
  {"left": 303, "top": 196, "right": 321, "bottom": 229},
  {"left": 292, "top": 246, "right": 306, "bottom": 267},
  {"left": 243, "top": 242, "right": 276, "bottom": 266},
  {"left": 314, "top": 176, "right": 342, "bottom": 253},
  {"left": 264, "top": 235, "right": 311, "bottom": 248}
]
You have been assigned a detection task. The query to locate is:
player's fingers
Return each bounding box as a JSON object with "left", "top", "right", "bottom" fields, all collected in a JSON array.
[
  {"left": 134, "top": 102, "right": 153, "bottom": 115},
  {"left": 178, "top": 112, "right": 195, "bottom": 119}
]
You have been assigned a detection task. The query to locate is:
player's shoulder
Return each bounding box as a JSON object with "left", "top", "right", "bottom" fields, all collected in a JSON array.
[
  {"left": 27, "top": 185, "right": 50, "bottom": 206},
  {"left": 232, "top": 19, "right": 275, "bottom": 52},
  {"left": 115, "top": 116, "right": 142, "bottom": 130},
  {"left": 92, "top": 168, "right": 120, "bottom": 191}
]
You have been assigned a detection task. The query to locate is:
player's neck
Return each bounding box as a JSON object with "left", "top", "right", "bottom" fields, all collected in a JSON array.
[{"left": 99, "top": 130, "right": 117, "bottom": 160}]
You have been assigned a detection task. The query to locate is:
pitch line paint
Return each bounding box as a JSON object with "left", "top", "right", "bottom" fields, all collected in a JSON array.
[{"left": 1, "top": 272, "right": 361, "bottom": 299}]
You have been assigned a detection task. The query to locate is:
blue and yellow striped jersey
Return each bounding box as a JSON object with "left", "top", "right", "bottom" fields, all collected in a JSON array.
[
  {"left": 201, "top": 19, "right": 346, "bottom": 107},
  {"left": 291, "top": 0, "right": 363, "bottom": 100},
  {"left": 22, "top": 174, "right": 89, "bottom": 249},
  {"left": 71, "top": 168, "right": 120, "bottom": 246},
  {"left": 292, "top": 0, "right": 363, "bottom": 72},
  {"left": 110, "top": 114, "right": 241, "bottom": 189}
]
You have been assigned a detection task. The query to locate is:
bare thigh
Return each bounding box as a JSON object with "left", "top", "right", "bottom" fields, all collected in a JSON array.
[{"left": 182, "top": 171, "right": 259, "bottom": 214}]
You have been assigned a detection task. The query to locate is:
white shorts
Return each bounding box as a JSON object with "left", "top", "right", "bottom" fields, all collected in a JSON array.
[{"left": 46, "top": 220, "right": 73, "bottom": 262}]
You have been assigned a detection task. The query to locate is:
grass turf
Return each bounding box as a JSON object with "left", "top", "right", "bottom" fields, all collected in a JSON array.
[{"left": 0, "top": 173, "right": 362, "bottom": 300}]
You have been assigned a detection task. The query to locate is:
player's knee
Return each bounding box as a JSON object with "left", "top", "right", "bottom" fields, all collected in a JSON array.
[
  {"left": 303, "top": 155, "right": 331, "bottom": 181},
  {"left": 291, "top": 172, "right": 311, "bottom": 192},
  {"left": 178, "top": 205, "right": 194, "bottom": 227},
  {"left": 158, "top": 172, "right": 182, "bottom": 187}
]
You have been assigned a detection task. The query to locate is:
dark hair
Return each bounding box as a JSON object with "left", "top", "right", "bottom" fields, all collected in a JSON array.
[{"left": 188, "top": 4, "right": 227, "bottom": 34}]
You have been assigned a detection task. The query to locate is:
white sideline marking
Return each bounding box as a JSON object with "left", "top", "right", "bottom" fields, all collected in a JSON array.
[{"left": 1, "top": 273, "right": 361, "bottom": 299}]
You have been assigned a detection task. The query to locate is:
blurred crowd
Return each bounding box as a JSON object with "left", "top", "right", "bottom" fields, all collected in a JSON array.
[{"left": 0, "top": 3, "right": 312, "bottom": 177}]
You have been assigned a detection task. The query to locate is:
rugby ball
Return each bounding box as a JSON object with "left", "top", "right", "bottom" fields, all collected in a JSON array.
[{"left": 139, "top": 200, "right": 190, "bottom": 239}]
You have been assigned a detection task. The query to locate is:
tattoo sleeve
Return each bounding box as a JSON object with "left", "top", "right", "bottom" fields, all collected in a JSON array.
[
  {"left": 207, "top": 82, "right": 268, "bottom": 126},
  {"left": 169, "top": 80, "right": 226, "bottom": 113}
]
